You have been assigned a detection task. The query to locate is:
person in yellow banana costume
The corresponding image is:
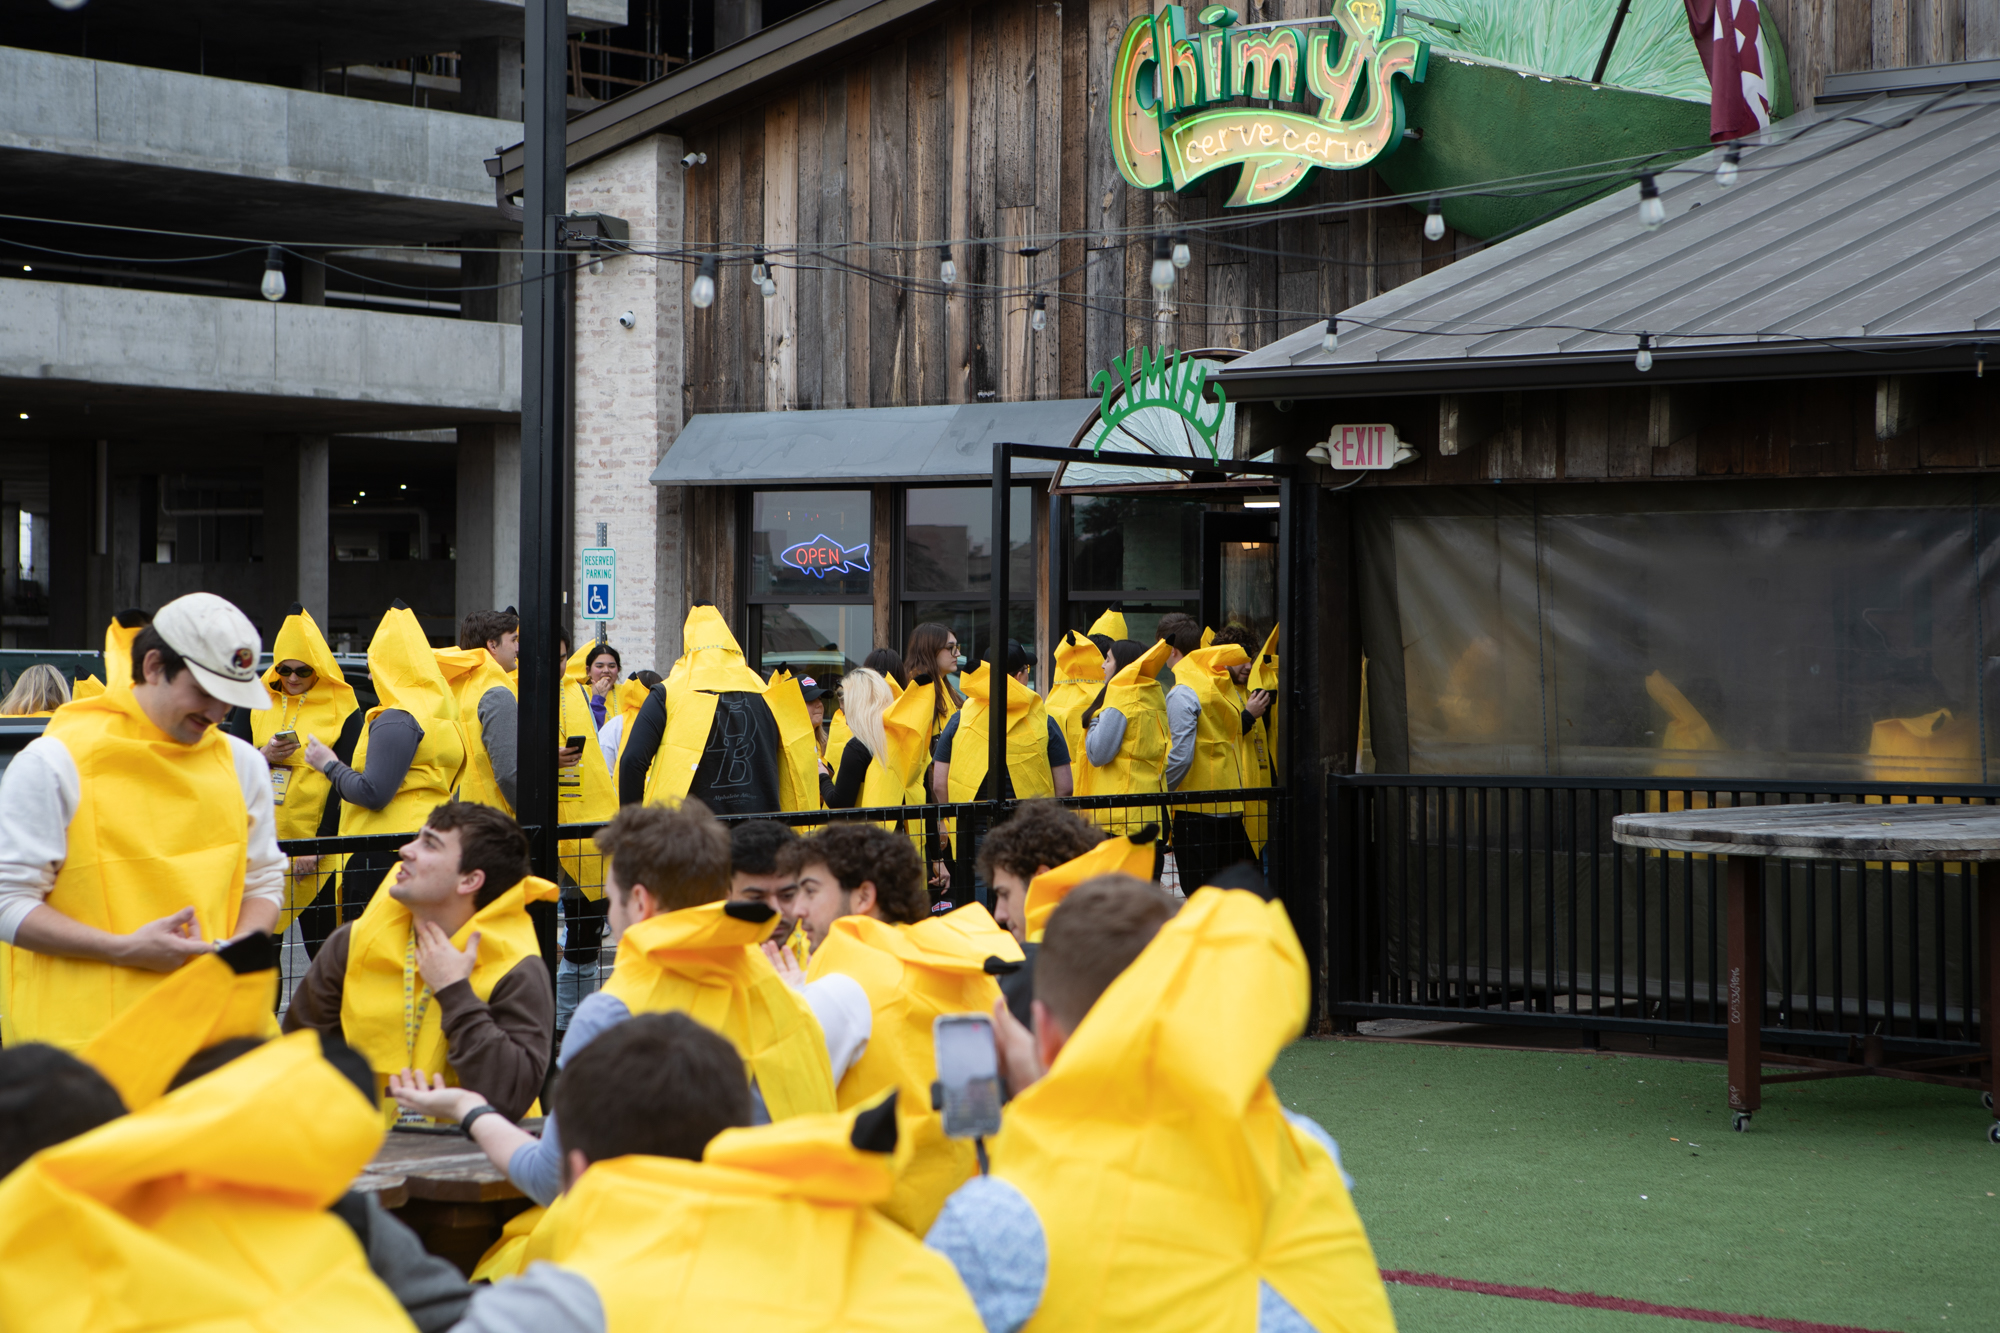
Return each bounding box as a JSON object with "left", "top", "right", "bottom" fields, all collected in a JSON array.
[
  {"left": 1045, "top": 631, "right": 1106, "bottom": 802},
  {"left": 0, "top": 1029, "right": 422, "bottom": 1332},
  {"left": 67, "top": 607, "right": 150, "bottom": 702},
  {"left": 927, "top": 876, "right": 1396, "bottom": 1333},
  {"left": 283, "top": 800, "right": 555, "bottom": 1122},
  {"left": 389, "top": 801, "right": 866, "bottom": 1248},
  {"left": 1078, "top": 638, "right": 1173, "bottom": 838},
  {"left": 729, "top": 819, "right": 813, "bottom": 969},
  {"left": 434, "top": 607, "right": 521, "bottom": 815},
  {"left": 1156, "top": 613, "right": 1259, "bottom": 897},
  {"left": 300, "top": 602, "right": 467, "bottom": 952},
  {"left": 0, "top": 593, "right": 287, "bottom": 1053},
  {"left": 796, "top": 823, "right": 1026, "bottom": 1235},
  {"left": 971, "top": 801, "right": 1109, "bottom": 1023},
  {"left": 1212, "top": 624, "right": 1278, "bottom": 857}
]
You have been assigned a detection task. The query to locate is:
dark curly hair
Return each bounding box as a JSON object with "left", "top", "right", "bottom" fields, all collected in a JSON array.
[
  {"left": 782, "top": 824, "right": 927, "bottom": 924},
  {"left": 976, "top": 799, "right": 1103, "bottom": 887}
]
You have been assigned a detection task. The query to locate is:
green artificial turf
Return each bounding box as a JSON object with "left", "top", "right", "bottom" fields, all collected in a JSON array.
[{"left": 1271, "top": 1040, "right": 2000, "bottom": 1333}]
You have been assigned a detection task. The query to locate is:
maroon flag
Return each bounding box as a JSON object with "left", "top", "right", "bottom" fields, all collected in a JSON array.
[{"left": 1683, "top": 0, "right": 1773, "bottom": 141}]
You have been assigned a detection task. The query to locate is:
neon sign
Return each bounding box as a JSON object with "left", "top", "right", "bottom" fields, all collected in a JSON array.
[
  {"left": 780, "top": 535, "right": 871, "bottom": 579},
  {"left": 1086, "top": 347, "right": 1228, "bottom": 463},
  {"left": 1110, "top": 1, "right": 1427, "bottom": 207}
]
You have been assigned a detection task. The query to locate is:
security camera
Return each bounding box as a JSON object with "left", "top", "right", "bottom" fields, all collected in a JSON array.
[
  {"left": 617, "top": 310, "right": 636, "bottom": 329},
  {"left": 680, "top": 151, "right": 707, "bottom": 168}
]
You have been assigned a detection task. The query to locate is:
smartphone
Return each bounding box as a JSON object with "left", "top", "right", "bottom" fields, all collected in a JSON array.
[
  {"left": 565, "top": 735, "right": 586, "bottom": 749},
  {"left": 271, "top": 729, "right": 299, "bottom": 746},
  {"left": 932, "top": 1013, "right": 1002, "bottom": 1139}
]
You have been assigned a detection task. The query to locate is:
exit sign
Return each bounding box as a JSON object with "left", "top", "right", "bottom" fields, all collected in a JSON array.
[{"left": 1323, "top": 424, "right": 1401, "bottom": 470}]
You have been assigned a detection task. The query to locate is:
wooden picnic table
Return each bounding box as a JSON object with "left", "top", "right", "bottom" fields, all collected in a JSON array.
[
  {"left": 1612, "top": 803, "right": 1999, "bottom": 1141},
  {"left": 356, "top": 1122, "right": 537, "bottom": 1275}
]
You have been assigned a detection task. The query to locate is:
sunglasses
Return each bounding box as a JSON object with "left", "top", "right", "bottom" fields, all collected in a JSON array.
[{"left": 273, "top": 665, "right": 316, "bottom": 678}]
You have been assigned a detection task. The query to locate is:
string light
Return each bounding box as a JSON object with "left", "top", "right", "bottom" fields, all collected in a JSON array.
[
  {"left": 1635, "top": 333, "right": 1653, "bottom": 372},
  {"left": 1424, "top": 198, "right": 1445, "bottom": 242},
  {"left": 1030, "top": 293, "right": 1047, "bottom": 332},
  {"left": 1715, "top": 145, "right": 1740, "bottom": 188},
  {"left": 259, "top": 246, "right": 286, "bottom": 301},
  {"left": 1171, "top": 233, "right": 1191, "bottom": 269},
  {"left": 1321, "top": 317, "right": 1338, "bottom": 354},
  {"left": 1149, "top": 236, "right": 1175, "bottom": 295},
  {"left": 750, "top": 250, "right": 767, "bottom": 285},
  {"left": 1637, "top": 174, "right": 1665, "bottom": 229},
  {"left": 752, "top": 249, "right": 775, "bottom": 299},
  {"left": 690, "top": 254, "right": 717, "bottom": 309},
  {"left": 938, "top": 245, "right": 957, "bottom": 287}
]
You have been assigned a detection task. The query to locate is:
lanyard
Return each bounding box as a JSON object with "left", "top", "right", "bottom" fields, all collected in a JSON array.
[{"left": 401, "top": 931, "right": 433, "bottom": 1066}]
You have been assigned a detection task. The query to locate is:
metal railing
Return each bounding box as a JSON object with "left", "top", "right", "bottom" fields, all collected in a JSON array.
[{"left": 1327, "top": 774, "right": 1992, "bottom": 1056}]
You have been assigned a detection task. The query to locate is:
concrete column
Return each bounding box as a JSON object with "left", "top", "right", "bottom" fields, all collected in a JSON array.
[
  {"left": 460, "top": 38, "right": 524, "bottom": 121},
  {"left": 265, "top": 434, "right": 329, "bottom": 630},
  {"left": 461, "top": 232, "right": 523, "bottom": 324},
  {"left": 48, "top": 442, "right": 90, "bottom": 649},
  {"left": 457, "top": 422, "right": 521, "bottom": 623},
  {"left": 301, "top": 257, "right": 326, "bottom": 307},
  {"left": 568, "top": 133, "right": 685, "bottom": 672}
]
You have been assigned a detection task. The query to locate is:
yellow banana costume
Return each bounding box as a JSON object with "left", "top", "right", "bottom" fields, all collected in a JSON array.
[
  {"left": 1089, "top": 639, "right": 1173, "bottom": 836},
  {"left": 2, "top": 685, "right": 247, "bottom": 1051},
  {"left": 1087, "top": 608, "right": 1129, "bottom": 641},
  {"left": 434, "top": 644, "right": 517, "bottom": 814},
  {"left": 805, "top": 904, "right": 1025, "bottom": 1234},
  {"left": 946, "top": 663, "right": 1054, "bottom": 855},
  {"left": 69, "top": 611, "right": 149, "bottom": 701},
  {"left": 991, "top": 888, "right": 1396, "bottom": 1333},
  {"left": 1023, "top": 829, "right": 1159, "bottom": 944},
  {"left": 546, "top": 1098, "right": 983, "bottom": 1333},
  {"left": 1243, "top": 625, "right": 1279, "bottom": 854},
  {"left": 1047, "top": 631, "right": 1106, "bottom": 800},
  {"left": 339, "top": 873, "right": 560, "bottom": 1109},
  {"left": 82, "top": 945, "right": 281, "bottom": 1112},
  {"left": 1172, "top": 644, "right": 1251, "bottom": 814},
  {"left": 558, "top": 643, "right": 621, "bottom": 888},
  {"left": 646, "top": 606, "right": 814, "bottom": 807},
  {"left": 607, "top": 675, "right": 654, "bottom": 774},
  {"left": 256, "top": 607, "right": 357, "bottom": 930},
  {"left": 0, "top": 1031, "right": 416, "bottom": 1333},
  {"left": 765, "top": 669, "right": 827, "bottom": 814},
  {"left": 340, "top": 604, "right": 466, "bottom": 839},
  {"left": 603, "top": 900, "right": 837, "bottom": 1120}
]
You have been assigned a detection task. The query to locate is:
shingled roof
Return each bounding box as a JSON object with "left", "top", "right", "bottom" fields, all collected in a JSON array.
[{"left": 1219, "top": 68, "right": 2000, "bottom": 400}]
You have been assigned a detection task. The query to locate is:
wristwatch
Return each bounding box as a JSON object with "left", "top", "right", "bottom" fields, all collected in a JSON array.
[{"left": 459, "top": 1104, "right": 501, "bottom": 1136}]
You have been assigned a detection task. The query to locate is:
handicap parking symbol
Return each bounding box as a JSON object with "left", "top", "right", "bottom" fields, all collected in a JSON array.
[{"left": 585, "top": 583, "right": 611, "bottom": 617}]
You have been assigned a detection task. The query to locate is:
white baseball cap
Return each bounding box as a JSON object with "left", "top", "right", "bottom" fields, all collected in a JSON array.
[{"left": 151, "top": 592, "right": 271, "bottom": 710}]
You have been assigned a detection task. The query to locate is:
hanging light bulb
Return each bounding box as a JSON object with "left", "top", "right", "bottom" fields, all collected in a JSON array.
[
  {"left": 759, "top": 275, "right": 777, "bottom": 300},
  {"left": 1635, "top": 333, "right": 1654, "bottom": 373},
  {"left": 751, "top": 250, "right": 768, "bottom": 286},
  {"left": 1321, "top": 317, "right": 1338, "bottom": 355},
  {"left": 1716, "top": 145, "right": 1741, "bottom": 188},
  {"left": 939, "top": 245, "right": 957, "bottom": 287},
  {"left": 1424, "top": 198, "right": 1445, "bottom": 242},
  {"left": 1637, "top": 174, "right": 1665, "bottom": 229},
  {"left": 259, "top": 246, "right": 287, "bottom": 302},
  {"left": 1171, "top": 233, "right": 1191, "bottom": 269},
  {"left": 1150, "top": 235, "right": 1175, "bottom": 295},
  {"left": 690, "top": 254, "right": 717, "bottom": 310},
  {"left": 1030, "top": 293, "right": 1047, "bottom": 333}
]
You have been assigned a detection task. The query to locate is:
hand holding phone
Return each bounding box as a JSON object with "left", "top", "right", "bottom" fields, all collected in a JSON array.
[{"left": 932, "top": 1013, "right": 1003, "bottom": 1141}]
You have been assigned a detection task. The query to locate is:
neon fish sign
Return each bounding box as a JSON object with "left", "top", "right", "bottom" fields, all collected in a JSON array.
[
  {"left": 780, "top": 535, "right": 871, "bottom": 579},
  {"left": 1110, "top": 1, "right": 1427, "bottom": 207}
]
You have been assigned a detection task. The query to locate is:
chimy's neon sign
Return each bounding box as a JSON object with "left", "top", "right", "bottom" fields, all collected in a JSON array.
[{"left": 1110, "top": 0, "right": 1427, "bottom": 207}]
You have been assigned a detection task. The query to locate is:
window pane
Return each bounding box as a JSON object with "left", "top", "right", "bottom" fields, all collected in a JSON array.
[
  {"left": 1068, "top": 495, "right": 1202, "bottom": 595},
  {"left": 1065, "top": 600, "right": 1198, "bottom": 646},
  {"left": 905, "top": 601, "right": 1037, "bottom": 677},
  {"left": 755, "top": 604, "right": 873, "bottom": 681},
  {"left": 903, "top": 486, "right": 1033, "bottom": 596},
  {"left": 750, "top": 490, "right": 872, "bottom": 598}
]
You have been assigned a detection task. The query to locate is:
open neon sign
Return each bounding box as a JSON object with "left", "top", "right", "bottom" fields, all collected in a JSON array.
[{"left": 780, "top": 535, "right": 871, "bottom": 579}]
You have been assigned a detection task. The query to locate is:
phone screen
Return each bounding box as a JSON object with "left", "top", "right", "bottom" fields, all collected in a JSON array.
[
  {"left": 272, "top": 730, "right": 299, "bottom": 745},
  {"left": 566, "top": 735, "right": 586, "bottom": 748},
  {"left": 933, "top": 1013, "right": 1002, "bottom": 1139}
]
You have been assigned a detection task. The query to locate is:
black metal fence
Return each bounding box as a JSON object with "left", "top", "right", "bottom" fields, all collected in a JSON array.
[{"left": 1327, "top": 774, "right": 1991, "bottom": 1057}]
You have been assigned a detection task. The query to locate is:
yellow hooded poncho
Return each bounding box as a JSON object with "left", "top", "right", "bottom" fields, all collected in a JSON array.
[
  {"left": 433, "top": 643, "right": 517, "bottom": 815},
  {"left": 557, "top": 642, "right": 621, "bottom": 887},
  {"left": 946, "top": 661, "right": 1054, "bottom": 835},
  {"left": 0, "top": 1030, "right": 416, "bottom": 1332},
  {"left": 1023, "top": 828, "right": 1160, "bottom": 944},
  {"left": 255, "top": 606, "right": 357, "bottom": 928},
  {"left": 1087, "top": 608, "right": 1129, "bottom": 642},
  {"left": 1047, "top": 631, "right": 1106, "bottom": 799},
  {"left": 991, "top": 888, "right": 1395, "bottom": 1333},
  {"left": 1089, "top": 639, "right": 1173, "bottom": 836},
  {"left": 646, "top": 607, "right": 814, "bottom": 808},
  {"left": 545, "top": 1098, "right": 983, "bottom": 1333},
  {"left": 1170, "top": 643, "right": 1251, "bottom": 813},
  {"left": 1243, "top": 624, "right": 1279, "bottom": 853},
  {"left": 805, "top": 904, "right": 1025, "bottom": 1234},
  {"left": 70, "top": 611, "right": 150, "bottom": 702},
  {"left": 340, "top": 604, "right": 466, "bottom": 839},
  {"left": 81, "top": 943, "right": 282, "bottom": 1113}
]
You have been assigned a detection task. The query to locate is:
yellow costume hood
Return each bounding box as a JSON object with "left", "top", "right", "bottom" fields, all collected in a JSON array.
[
  {"left": 805, "top": 905, "right": 1024, "bottom": 1233},
  {"left": 0, "top": 1030, "right": 415, "bottom": 1332},
  {"left": 556, "top": 643, "right": 620, "bottom": 883},
  {"left": 880, "top": 670, "right": 941, "bottom": 789},
  {"left": 765, "top": 669, "right": 827, "bottom": 813},
  {"left": 546, "top": 1096, "right": 982, "bottom": 1333},
  {"left": 366, "top": 603, "right": 459, "bottom": 722},
  {"left": 265, "top": 605, "right": 355, "bottom": 713},
  {"left": 673, "top": 605, "right": 768, "bottom": 695},
  {"left": 1049, "top": 632, "right": 1107, "bottom": 801},
  {"left": 602, "top": 901, "right": 836, "bottom": 1121},
  {"left": 1087, "top": 608, "right": 1129, "bottom": 641},
  {"left": 82, "top": 938, "right": 282, "bottom": 1112},
  {"left": 992, "top": 888, "right": 1395, "bottom": 1333},
  {"left": 946, "top": 662, "right": 1054, "bottom": 815},
  {"left": 73, "top": 611, "right": 152, "bottom": 701},
  {"left": 1023, "top": 827, "right": 1159, "bottom": 943}
]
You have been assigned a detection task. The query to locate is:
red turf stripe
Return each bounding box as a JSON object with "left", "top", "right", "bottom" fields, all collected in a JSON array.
[{"left": 1381, "top": 1270, "right": 1896, "bottom": 1333}]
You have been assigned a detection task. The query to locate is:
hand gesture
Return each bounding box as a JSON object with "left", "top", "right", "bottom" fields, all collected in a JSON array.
[
  {"left": 389, "top": 1069, "right": 485, "bottom": 1122},
  {"left": 291, "top": 854, "right": 321, "bottom": 878},
  {"left": 991, "top": 997, "right": 1043, "bottom": 1097},
  {"left": 414, "top": 920, "right": 479, "bottom": 991},
  {"left": 761, "top": 937, "right": 806, "bottom": 989},
  {"left": 929, "top": 860, "right": 952, "bottom": 890},
  {"left": 1246, "top": 689, "right": 1273, "bottom": 719},
  {"left": 118, "top": 907, "right": 211, "bottom": 972},
  {"left": 302, "top": 735, "right": 337, "bottom": 771},
  {"left": 261, "top": 734, "right": 299, "bottom": 765}
]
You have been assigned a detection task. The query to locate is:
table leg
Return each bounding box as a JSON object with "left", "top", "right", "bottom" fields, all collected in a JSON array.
[
  {"left": 1981, "top": 865, "right": 2000, "bottom": 1125},
  {"left": 1727, "top": 856, "right": 1762, "bottom": 1125}
]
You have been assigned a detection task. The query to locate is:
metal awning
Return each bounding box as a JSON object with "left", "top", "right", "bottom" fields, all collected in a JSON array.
[{"left": 650, "top": 399, "right": 1101, "bottom": 486}]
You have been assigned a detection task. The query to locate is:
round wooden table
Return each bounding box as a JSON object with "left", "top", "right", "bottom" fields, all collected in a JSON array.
[{"left": 1612, "top": 802, "right": 1999, "bottom": 1139}]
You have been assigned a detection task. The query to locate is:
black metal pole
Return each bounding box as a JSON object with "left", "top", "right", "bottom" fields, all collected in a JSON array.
[
  {"left": 1591, "top": 0, "right": 1635, "bottom": 84},
  {"left": 1046, "top": 488, "right": 1066, "bottom": 679},
  {"left": 990, "top": 444, "right": 1011, "bottom": 811},
  {"left": 518, "top": 0, "right": 566, "bottom": 883}
]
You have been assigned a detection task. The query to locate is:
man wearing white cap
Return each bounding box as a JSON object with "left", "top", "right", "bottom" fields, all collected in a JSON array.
[{"left": 0, "top": 592, "right": 288, "bottom": 1051}]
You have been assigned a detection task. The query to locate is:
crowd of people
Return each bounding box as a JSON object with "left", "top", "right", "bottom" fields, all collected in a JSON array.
[{"left": 0, "top": 590, "right": 1370, "bottom": 1332}]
